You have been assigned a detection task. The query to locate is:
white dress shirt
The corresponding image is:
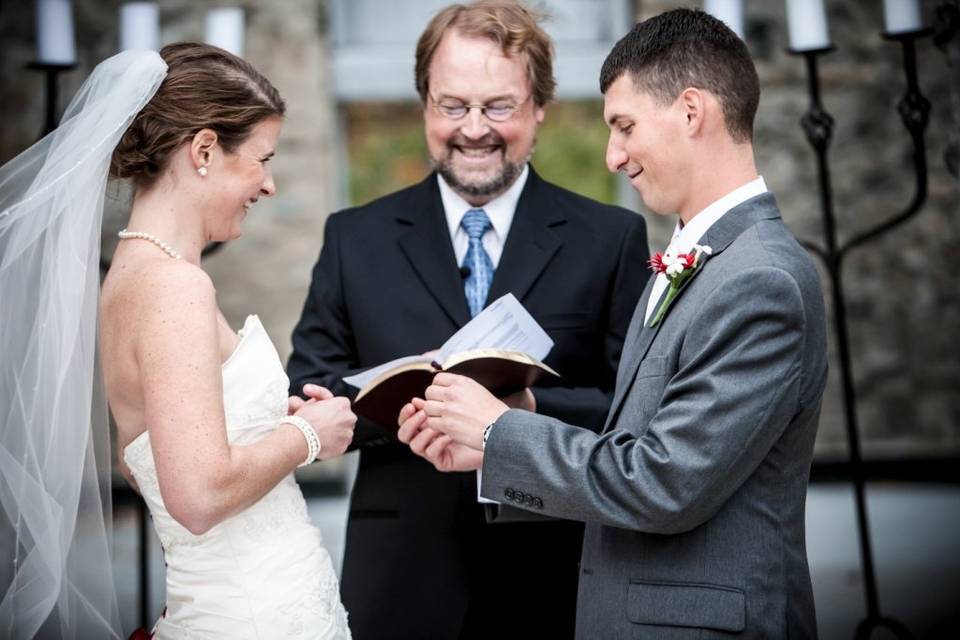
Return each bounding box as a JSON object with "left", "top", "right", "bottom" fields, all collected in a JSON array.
[
  {"left": 644, "top": 177, "right": 768, "bottom": 324},
  {"left": 437, "top": 164, "right": 529, "bottom": 268}
]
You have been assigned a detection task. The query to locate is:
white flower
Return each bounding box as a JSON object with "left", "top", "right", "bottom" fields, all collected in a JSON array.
[{"left": 666, "top": 262, "right": 685, "bottom": 277}]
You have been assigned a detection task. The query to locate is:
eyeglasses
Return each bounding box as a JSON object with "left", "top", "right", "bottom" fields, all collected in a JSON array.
[{"left": 429, "top": 93, "right": 531, "bottom": 123}]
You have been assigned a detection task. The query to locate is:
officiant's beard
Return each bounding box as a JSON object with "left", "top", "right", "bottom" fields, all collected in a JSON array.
[{"left": 434, "top": 133, "right": 531, "bottom": 202}]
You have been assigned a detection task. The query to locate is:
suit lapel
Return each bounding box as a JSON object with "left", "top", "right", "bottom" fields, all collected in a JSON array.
[
  {"left": 602, "top": 193, "right": 783, "bottom": 432},
  {"left": 485, "top": 169, "right": 564, "bottom": 305},
  {"left": 396, "top": 175, "right": 472, "bottom": 328},
  {"left": 602, "top": 277, "right": 666, "bottom": 431}
]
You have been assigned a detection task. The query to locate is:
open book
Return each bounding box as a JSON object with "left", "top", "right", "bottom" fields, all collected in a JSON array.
[{"left": 344, "top": 294, "right": 559, "bottom": 430}]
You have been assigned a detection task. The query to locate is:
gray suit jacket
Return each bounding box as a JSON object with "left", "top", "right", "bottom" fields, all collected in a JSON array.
[{"left": 481, "top": 193, "right": 828, "bottom": 639}]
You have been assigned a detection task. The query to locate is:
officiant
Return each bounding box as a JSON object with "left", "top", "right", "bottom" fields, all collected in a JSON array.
[{"left": 287, "top": 1, "right": 649, "bottom": 637}]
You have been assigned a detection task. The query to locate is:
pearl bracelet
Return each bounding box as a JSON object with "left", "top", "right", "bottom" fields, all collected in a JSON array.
[{"left": 280, "top": 415, "right": 321, "bottom": 467}]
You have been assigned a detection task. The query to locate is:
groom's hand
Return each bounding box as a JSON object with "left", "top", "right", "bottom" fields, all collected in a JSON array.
[
  {"left": 423, "top": 373, "right": 509, "bottom": 450},
  {"left": 398, "top": 398, "right": 483, "bottom": 471}
]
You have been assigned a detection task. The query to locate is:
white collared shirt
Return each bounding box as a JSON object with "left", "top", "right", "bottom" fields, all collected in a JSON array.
[
  {"left": 644, "top": 176, "right": 768, "bottom": 324},
  {"left": 438, "top": 164, "right": 529, "bottom": 267}
]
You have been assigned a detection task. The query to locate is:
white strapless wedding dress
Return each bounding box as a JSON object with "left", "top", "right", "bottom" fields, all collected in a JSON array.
[{"left": 124, "top": 315, "right": 351, "bottom": 639}]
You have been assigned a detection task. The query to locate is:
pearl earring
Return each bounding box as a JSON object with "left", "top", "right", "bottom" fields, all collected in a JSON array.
[{"left": 197, "top": 166, "right": 208, "bottom": 177}]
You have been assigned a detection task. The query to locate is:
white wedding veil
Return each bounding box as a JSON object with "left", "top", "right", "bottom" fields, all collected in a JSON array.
[{"left": 0, "top": 50, "right": 166, "bottom": 638}]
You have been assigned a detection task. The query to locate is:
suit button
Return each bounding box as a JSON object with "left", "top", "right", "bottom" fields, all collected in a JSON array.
[
  {"left": 505, "top": 488, "right": 516, "bottom": 501},
  {"left": 534, "top": 497, "right": 543, "bottom": 509}
]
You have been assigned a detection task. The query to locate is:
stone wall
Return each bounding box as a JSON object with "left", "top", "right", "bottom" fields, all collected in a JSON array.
[{"left": 1, "top": 0, "right": 957, "bottom": 459}]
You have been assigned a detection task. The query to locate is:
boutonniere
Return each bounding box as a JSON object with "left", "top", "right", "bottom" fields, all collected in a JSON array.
[{"left": 648, "top": 244, "right": 713, "bottom": 327}]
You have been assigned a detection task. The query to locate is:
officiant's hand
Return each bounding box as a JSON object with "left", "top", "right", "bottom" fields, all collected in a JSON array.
[
  {"left": 398, "top": 398, "right": 484, "bottom": 471},
  {"left": 423, "top": 373, "right": 509, "bottom": 450}
]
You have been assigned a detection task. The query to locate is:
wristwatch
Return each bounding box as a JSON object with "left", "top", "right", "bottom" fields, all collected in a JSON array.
[{"left": 481, "top": 423, "right": 494, "bottom": 450}]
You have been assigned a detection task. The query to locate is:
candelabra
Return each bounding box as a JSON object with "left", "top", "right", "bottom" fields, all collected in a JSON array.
[{"left": 789, "top": 23, "right": 937, "bottom": 640}]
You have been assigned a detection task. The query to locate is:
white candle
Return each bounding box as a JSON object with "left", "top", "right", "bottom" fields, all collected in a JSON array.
[
  {"left": 785, "top": 0, "right": 831, "bottom": 52},
  {"left": 883, "top": 0, "right": 923, "bottom": 34},
  {"left": 35, "top": 0, "right": 76, "bottom": 64},
  {"left": 120, "top": 2, "right": 159, "bottom": 51},
  {"left": 205, "top": 7, "right": 245, "bottom": 57},
  {"left": 704, "top": 0, "right": 744, "bottom": 39}
]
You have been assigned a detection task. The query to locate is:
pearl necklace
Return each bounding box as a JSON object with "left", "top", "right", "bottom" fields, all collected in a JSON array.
[{"left": 117, "top": 229, "right": 182, "bottom": 260}]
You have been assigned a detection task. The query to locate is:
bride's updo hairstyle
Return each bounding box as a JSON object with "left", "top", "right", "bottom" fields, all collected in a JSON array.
[{"left": 110, "top": 42, "right": 285, "bottom": 189}]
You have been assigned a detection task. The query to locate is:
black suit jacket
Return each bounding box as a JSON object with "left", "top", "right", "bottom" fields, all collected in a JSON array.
[{"left": 288, "top": 168, "right": 649, "bottom": 639}]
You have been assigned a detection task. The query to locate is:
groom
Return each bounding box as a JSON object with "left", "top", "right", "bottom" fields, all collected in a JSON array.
[{"left": 400, "top": 8, "right": 828, "bottom": 639}]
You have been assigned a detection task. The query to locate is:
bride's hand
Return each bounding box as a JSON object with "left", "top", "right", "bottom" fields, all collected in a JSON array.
[
  {"left": 397, "top": 399, "right": 483, "bottom": 472},
  {"left": 288, "top": 383, "right": 334, "bottom": 414},
  {"left": 287, "top": 396, "right": 306, "bottom": 414},
  {"left": 294, "top": 395, "right": 356, "bottom": 460}
]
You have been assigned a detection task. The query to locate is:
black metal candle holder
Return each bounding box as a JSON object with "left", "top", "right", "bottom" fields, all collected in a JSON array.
[
  {"left": 790, "top": 26, "right": 934, "bottom": 640},
  {"left": 27, "top": 61, "right": 76, "bottom": 139}
]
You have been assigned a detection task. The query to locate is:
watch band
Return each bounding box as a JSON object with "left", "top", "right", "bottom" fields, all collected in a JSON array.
[{"left": 481, "top": 423, "right": 494, "bottom": 450}]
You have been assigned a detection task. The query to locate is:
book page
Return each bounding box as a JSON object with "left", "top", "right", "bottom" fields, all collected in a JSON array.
[
  {"left": 343, "top": 294, "right": 553, "bottom": 390},
  {"left": 343, "top": 354, "right": 433, "bottom": 389},
  {"left": 438, "top": 293, "right": 553, "bottom": 364}
]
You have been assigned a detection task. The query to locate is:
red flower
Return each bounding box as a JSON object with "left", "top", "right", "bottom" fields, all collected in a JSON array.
[
  {"left": 679, "top": 253, "right": 696, "bottom": 269},
  {"left": 648, "top": 252, "right": 667, "bottom": 273}
]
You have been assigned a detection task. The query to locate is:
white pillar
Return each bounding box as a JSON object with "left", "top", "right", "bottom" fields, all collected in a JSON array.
[
  {"left": 704, "top": 0, "right": 744, "bottom": 39},
  {"left": 205, "top": 7, "right": 245, "bottom": 57},
  {"left": 36, "top": 0, "right": 76, "bottom": 64},
  {"left": 883, "top": 0, "right": 923, "bottom": 34},
  {"left": 119, "top": 2, "right": 159, "bottom": 51},
  {"left": 785, "top": 0, "right": 831, "bottom": 51}
]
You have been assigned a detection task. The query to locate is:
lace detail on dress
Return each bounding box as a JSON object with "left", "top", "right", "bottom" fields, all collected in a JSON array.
[
  {"left": 237, "top": 477, "right": 311, "bottom": 543},
  {"left": 278, "top": 567, "right": 350, "bottom": 639},
  {"left": 122, "top": 315, "right": 351, "bottom": 639}
]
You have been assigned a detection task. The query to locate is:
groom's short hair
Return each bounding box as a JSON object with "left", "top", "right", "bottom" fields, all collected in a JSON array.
[
  {"left": 414, "top": 0, "right": 556, "bottom": 108},
  {"left": 600, "top": 8, "right": 759, "bottom": 143}
]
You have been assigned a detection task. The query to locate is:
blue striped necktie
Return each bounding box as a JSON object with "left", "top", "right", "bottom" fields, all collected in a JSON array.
[{"left": 460, "top": 208, "right": 494, "bottom": 317}]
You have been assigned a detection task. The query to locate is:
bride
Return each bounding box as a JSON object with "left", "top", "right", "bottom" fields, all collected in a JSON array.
[{"left": 0, "top": 44, "right": 353, "bottom": 639}]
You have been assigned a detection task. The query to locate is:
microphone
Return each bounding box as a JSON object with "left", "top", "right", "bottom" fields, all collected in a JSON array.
[{"left": 459, "top": 265, "right": 471, "bottom": 279}]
